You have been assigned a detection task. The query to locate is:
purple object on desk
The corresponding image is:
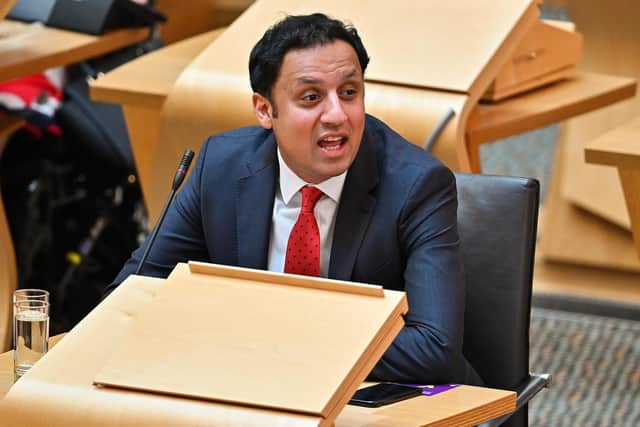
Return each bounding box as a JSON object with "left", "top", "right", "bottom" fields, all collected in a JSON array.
[{"left": 405, "top": 384, "right": 461, "bottom": 396}]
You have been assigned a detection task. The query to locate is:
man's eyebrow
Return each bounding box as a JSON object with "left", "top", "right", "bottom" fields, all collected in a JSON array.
[
  {"left": 295, "top": 76, "right": 322, "bottom": 85},
  {"left": 340, "top": 69, "right": 358, "bottom": 79}
]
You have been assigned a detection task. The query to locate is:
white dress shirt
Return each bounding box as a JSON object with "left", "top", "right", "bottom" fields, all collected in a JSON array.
[{"left": 267, "top": 149, "right": 347, "bottom": 277}]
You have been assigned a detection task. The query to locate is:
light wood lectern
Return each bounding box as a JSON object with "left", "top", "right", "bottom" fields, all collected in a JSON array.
[
  {"left": 0, "top": 262, "right": 515, "bottom": 426},
  {"left": 94, "top": 262, "right": 407, "bottom": 425}
]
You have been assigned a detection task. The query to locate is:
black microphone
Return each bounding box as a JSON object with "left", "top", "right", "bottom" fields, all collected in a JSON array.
[{"left": 135, "top": 149, "right": 195, "bottom": 275}]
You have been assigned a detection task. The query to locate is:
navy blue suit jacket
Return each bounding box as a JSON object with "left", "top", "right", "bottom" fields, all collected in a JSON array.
[{"left": 109, "top": 115, "right": 482, "bottom": 385}]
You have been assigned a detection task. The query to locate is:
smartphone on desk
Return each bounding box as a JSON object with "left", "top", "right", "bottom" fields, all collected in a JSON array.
[{"left": 348, "top": 383, "right": 422, "bottom": 407}]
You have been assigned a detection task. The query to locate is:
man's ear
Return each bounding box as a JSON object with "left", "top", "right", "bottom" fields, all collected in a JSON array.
[{"left": 252, "top": 93, "right": 274, "bottom": 129}]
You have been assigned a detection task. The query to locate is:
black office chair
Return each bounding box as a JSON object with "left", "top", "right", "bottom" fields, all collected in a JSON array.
[{"left": 455, "top": 173, "right": 551, "bottom": 427}]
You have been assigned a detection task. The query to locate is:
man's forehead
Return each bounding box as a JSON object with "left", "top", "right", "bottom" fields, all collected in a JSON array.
[
  {"left": 278, "top": 42, "right": 362, "bottom": 84},
  {"left": 293, "top": 69, "right": 360, "bottom": 85}
]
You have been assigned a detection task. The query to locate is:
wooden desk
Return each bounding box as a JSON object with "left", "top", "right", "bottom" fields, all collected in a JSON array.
[
  {"left": 585, "top": 116, "right": 640, "bottom": 258},
  {"left": 0, "top": 347, "right": 514, "bottom": 427},
  {"left": 0, "top": 20, "right": 149, "bottom": 82},
  {"left": 0, "top": 276, "right": 514, "bottom": 427},
  {"left": 0, "top": 334, "right": 64, "bottom": 398}
]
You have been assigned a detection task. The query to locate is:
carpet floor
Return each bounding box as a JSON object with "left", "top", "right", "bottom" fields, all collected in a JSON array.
[{"left": 528, "top": 307, "right": 640, "bottom": 426}]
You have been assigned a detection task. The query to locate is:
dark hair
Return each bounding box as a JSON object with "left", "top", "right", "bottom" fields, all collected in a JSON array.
[{"left": 249, "top": 13, "right": 370, "bottom": 100}]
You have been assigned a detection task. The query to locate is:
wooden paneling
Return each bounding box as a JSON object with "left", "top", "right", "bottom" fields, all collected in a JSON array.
[
  {"left": 537, "top": 0, "right": 640, "bottom": 271},
  {"left": 547, "top": 0, "right": 640, "bottom": 230},
  {"left": 155, "top": 0, "right": 218, "bottom": 44},
  {"left": 533, "top": 255, "right": 640, "bottom": 305},
  {"left": 538, "top": 129, "right": 640, "bottom": 271},
  {"left": 90, "top": 29, "right": 224, "bottom": 210}
]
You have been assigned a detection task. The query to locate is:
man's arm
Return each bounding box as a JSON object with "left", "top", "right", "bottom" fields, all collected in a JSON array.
[{"left": 370, "top": 165, "right": 481, "bottom": 385}]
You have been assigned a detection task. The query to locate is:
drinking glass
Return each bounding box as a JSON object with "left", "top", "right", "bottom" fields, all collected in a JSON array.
[
  {"left": 13, "top": 289, "right": 49, "bottom": 305},
  {"left": 13, "top": 299, "right": 50, "bottom": 380},
  {"left": 13, "top": 289, "right": 49, "bottom": 349}
]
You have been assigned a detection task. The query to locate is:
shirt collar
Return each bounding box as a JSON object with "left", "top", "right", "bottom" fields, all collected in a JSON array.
[{"left": 277, "top": 148, "right": 347, "bottom": 205}]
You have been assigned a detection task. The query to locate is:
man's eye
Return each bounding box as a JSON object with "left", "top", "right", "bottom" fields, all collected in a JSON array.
[
  {"left": 302, "top": 93, "right": 319, "bottom": 101},
  {"left": 342, "top": 88, "right": 357, "bottom": 97}
]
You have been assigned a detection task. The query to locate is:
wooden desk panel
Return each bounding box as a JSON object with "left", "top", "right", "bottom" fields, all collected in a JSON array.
[
  {"left": 0, "top": 276, "right": 515, "bottom": 427},
  {"left": 0, "top": 20, "right": 149, "bottom": 82},
  {"left": 0, "top": 334, "right": 64, "bottom": 399},
  {"left": 90, "top": 29, "right": 223, "bottom": 107},
  {"left": 539, "top": 135, "right": 640, "bottom": 271},
  {"left": 585, "top": 116, "right": 640, "bottom": 168},
  {"left": 466, "top": 72, "right": 637, "bottom": 147},
  {"left": 585, "top": 116, "right": 640, "bottom": 258}
]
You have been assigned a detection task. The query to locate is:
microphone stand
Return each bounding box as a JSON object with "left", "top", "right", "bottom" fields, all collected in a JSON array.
[{"left": 135, "top": 149, "right": 195, "bottom": 275}]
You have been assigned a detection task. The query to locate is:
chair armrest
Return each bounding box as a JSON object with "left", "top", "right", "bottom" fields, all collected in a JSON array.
[{"left": 477, "top": 372, "right": 552, "bottom": 427}]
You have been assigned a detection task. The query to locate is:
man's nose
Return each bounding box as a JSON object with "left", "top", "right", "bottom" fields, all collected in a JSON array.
[{"left": 321, "top": 94, "right": 347, "bottom": 126}]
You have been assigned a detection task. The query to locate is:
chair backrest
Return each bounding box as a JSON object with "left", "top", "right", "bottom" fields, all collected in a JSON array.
[{"left": 456, "top": 173, "right": 539, "bottom": 427}]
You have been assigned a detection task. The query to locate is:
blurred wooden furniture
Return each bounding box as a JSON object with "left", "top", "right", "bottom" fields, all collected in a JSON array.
[
  {"left": 212, "top": 0, "right": 255, "bottom": 27},
  {"left": 153, "top": 0, "right": 539, "bottom": 192},
  {"left": 585, "top": 116, "right": 640, "bottom": 258},
  {"left": 155, "top": 0, "right": 254, "bottom": 43},
  {"left": 538, "top": 0, "right": 640, "bottom": 273},
  {"left": 90, "top": 29, "right": 224, "bottom": 211},
  {"left": 0, "top": 0, "right": 16, "bottom": 356},
  {"left": 0, "top": 20, "right": 149, "bottom": 82},
  {"left": 0, "top": 18, "right": 151, "bottom": 352},
  {"left": 91, "top": 0, "right": 634, "bottom": 224},
  {"left": 155, "top": 0, "right": 218, "bottom": 43},
  {"left": 466, "top": 72, "right": 635, "bottom": 161},
  {"left": 0, "top": 115, "right": 22, "bottom": 353},
  {"left": 0, "top": 0, "right": 14, "bottom": 21},
  {"left": 0, "top": 274, "right": 515, "bottom": 427},
  {"left": 480, "top": 18, "right": 582, "bottom": 102}
]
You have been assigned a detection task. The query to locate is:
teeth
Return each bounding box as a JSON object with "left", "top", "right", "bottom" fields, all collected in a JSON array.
[
  {"left": 323, "top": 136, "right": 343, "bottom": 142},
  {"left": 323, "top": 144, "right": 341, "bottom": 151}
]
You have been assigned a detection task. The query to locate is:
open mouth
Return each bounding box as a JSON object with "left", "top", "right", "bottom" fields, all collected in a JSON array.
[{"left": 318, "top": 135, "right": 347, "bottom": 152}]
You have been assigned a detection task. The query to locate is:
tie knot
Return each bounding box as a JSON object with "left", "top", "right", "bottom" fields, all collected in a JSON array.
[{"left": 300, "top": 186, "right": 323, "bottom": 213}]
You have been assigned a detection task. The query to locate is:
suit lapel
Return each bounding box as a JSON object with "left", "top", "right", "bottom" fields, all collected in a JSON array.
[
  {"left": 236, "top": 134, "right": 278, "bottom": 270},
  {"left": 329, "top": 132, "right": 379, "bottom": 281}
]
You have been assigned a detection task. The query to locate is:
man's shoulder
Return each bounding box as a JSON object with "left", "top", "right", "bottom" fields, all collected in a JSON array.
[
  {"left": 365, "top": 114, "right": 450, "bottom": 176},
  {"left": 201, "top": 125, "right": 272, "bottom": 159},
  {"left": 207, "top": 125, "right": 270, "bottom": 145}
]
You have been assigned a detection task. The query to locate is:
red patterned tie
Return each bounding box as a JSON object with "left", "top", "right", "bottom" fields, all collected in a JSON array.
[{"left": 284, "top": 186, "right": 324, "bottom": 276}]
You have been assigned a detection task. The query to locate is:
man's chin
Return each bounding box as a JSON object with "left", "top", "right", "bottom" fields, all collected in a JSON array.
[{"left": 311, "top": 164, "right": 350, "bottom": 183}]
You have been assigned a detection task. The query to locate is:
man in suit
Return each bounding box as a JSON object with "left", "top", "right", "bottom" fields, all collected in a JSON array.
[{"left": 108, "top": 13, "right": 482, "bottom": 385}]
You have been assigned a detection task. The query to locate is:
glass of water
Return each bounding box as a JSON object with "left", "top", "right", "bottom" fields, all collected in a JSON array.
[
  {"left": 13, "top": 289, "right": 49, "bottom": 348},
  {"left": 13, "top": 299, "right": 50, "bottom": 380}
]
